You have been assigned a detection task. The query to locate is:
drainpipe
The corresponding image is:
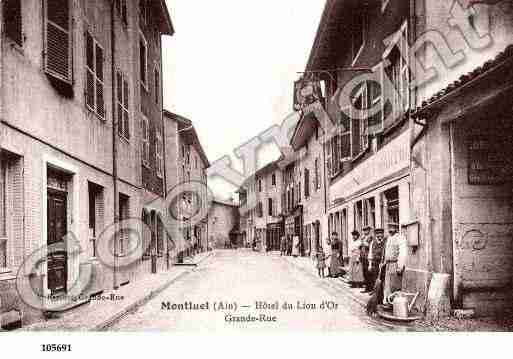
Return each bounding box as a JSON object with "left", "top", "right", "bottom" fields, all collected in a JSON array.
[{"left": 110, "top": 1, "right": 119, "bottom": 290}]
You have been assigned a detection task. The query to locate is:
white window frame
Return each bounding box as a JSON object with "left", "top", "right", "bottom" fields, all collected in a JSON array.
[
  {"left": 141, "top": 115, "right": 150, "bottom": 167},
  {"left": 85, "top": 29, "right": 105, "bottom": 119},
  {"left": 156, "top": 129, "right": 163, "bottom": 178},
  {"left": 139, "top": 30, "right": 148, "bottom": 91}
]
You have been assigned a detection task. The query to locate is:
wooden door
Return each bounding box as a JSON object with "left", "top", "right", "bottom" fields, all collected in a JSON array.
[{"left": 47, "top": 190, "right": 68, "bottom": 295}]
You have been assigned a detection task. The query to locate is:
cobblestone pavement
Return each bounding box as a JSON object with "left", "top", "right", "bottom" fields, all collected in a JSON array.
[{"left": 109, "top": 250, "right": 417, "bottom": 331}]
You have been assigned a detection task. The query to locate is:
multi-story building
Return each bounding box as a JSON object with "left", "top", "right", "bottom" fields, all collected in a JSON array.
[
  {"left": 409, "top": 0, "right": 513, "bottom": 316},
  {"left": 303, "top": 0, "right": 513, "bottom": 316},
  {"left": 209, "top": 199, "right": 239, "bottom": 249},
  {"left": 173, "top": 112, "right": 210, "bottom": 255},
  {"left": 0, "top": 0, "right": 173, "bottom": 327},
  {"left": 238, "top": 160, "right": 283, "bottom": 252},
  {"left": 289, "top": 115, "right": 328, "bottom": 258}
]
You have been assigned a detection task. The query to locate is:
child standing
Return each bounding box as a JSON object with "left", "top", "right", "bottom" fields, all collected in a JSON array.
[{"left": 315, "top": 247, "right": 327, "bottom": 278}]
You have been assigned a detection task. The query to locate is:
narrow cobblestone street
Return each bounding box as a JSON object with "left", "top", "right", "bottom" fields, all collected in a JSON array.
[{"left": 109, "top": 250, "right": 413, "bottom": 331}]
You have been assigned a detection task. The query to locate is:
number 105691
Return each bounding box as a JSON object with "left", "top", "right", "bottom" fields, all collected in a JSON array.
[{"left": 41, "top": 344, "right": 72, "bottom": 352}]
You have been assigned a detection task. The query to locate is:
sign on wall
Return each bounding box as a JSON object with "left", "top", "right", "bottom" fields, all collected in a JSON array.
[{"left": 468, "top": 136, "right": 513, "bottom": 185}]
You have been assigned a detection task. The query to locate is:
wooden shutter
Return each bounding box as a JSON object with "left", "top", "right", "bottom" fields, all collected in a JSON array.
[
  {"left": 325, "top": 141, "right": 332, "bottom": 178},
  {"left": 123, "top": 79, "right": 130, "bottom": 139},
  {"left": 4, "top": 0, "right": 22, "bottom": 46},
  {"left": 85, "top": 31, "right": 95, "bottom": 109},
  {"left": 116, "top": 72, "right": 123, "bottom": 136},
  {"left": 95, "top": 44, "right": 105, "bottom": 118},
  {"left": 352, "top": 115, "right": 361, "bottom": 158},
  {"left": 44, "top": 0, "right": 72, "bottom": 83}
]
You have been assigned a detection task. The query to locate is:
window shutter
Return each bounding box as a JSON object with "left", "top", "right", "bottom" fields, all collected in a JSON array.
[
  {"left": 325, "top": 141, "right": 332, "bottom": 178},
  {"left": 4, "top": 0, "right": 23, "bottom": 46},
  {"left": 85, "top": 31, "right": 95, "bottom": 109},
  {"left": 123, "top": 79, "right": 130, "bottom": 139},
  {"left": 352, "top": 116, "right": 361, "bottom": 158},
  {"left": 95, "top": 44, "right": 105, "bottom": 118},
  {"left": 116, "top": 72, "right": 123, "bottom": 136},
  {"left": 44, "top": 0, "right": 72, "bottom": 83}
]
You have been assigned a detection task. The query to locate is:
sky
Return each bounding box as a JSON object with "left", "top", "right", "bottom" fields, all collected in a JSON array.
[{"left": 162, "top": 1, "right": 325, "bottom": 200}]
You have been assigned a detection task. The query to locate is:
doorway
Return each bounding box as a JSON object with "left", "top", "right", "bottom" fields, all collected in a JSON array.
[{"left": 47, "top": 189, "right": 68, "bottom": 295}]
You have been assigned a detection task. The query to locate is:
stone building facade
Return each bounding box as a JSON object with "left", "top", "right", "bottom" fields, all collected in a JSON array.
[
  {"left": 0, "top": 0, "right": 174, "bottom": 328},
  {"left": 300, "top": 0, "right": 513, "bottom": 316},
  {"left": 209, "top": 200, "right": 239, "bottom": 249},
  {"left": 173, "top": 112, "right": 210, "bottom": 254},
  {"left": 238, "top": 160, "right": 284, "bottom": 252},
  {"left": 290, "top": 114, "right": 329, "bottom": 258}
]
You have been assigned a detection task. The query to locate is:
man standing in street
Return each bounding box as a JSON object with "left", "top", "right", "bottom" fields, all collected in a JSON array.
[
  {"left": 360, "top": 226, "right": 373, "bottom": 293},
  {"left": 367, "top": 228, "right": 386, "bottom": 294},
  {"left": 382, "top": 223, "right": 407, "bottom": 304}
]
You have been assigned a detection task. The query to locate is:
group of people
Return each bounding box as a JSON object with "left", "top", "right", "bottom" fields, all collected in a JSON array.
[
  {"left": 315, "top": 223, "right": 407, "bottom": 304},
  {"left": 280, "top": 235, "right": 301, "bottom": 257}
]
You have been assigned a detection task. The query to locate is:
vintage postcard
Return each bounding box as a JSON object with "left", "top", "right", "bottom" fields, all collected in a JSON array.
[{"left": 1, "top": 0, "right": 513, "bottom": 353}]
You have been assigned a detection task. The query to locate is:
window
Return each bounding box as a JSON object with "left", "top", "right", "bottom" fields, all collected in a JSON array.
[
  {"left": 272, "top": 173, "right": 276, "bottom": 186},
  {"left": 85, "top": 31, "right": 105, "bottom": 119},
  {"left": 44, "top": 0, "right": 72, "bottom": 83},
  {"left": 117, "top": 71, "right": 130, "bottom": 139},
  {"left": 88, "top": 182, "right": 104, "bottom": 258},
  {"left": 115, "top": 0, "right": 128, "bottom": 25},
  {"left": 139, "top": 0, "right": 151, "bottom": 26},
  {"left": 268, "top": 198, "right": 273, "bottom": 217},
  {"left": 382, "top": 187, "right": 399, "bottom": 228},
  {"left": 154, "top": 65, "right": 160, "bottom": 104},
  {"left": 383, "top": 22, "right": 409, "bottom": 126},
  {"left": 351, "top": 9, "right": 366, "bottom": 64},
  {"left": 139, "top": 32, "right": 148, "bottom": 89},
  {"left": 364, "top": 197, "right": 376, "bottom": 229},
  {"left": 156, "top": 130, "right": 163, "bottom": 178},
  {"left": 257, "top": 202, "right": 263, "bottom": 218},
  {"left": 4, "top": 0, "right": 22, "bottom": 46},
  {"left": 354, "top": 200, "right": 363, "bottom": 233},
  {"left": 352, "top": 84, "right": 369, "bottom": 157},
  {"left": 141, "top": 115, "right": 150, "bottom": 166},
  {"left": 118, "top": 193, "right": 130, "bottom": 255},
  {"left": 258, "top": 179, "right": 262, "bottom": 192},
  {"left": 304, "top": 168, "right": 310, "bottom": 198}
]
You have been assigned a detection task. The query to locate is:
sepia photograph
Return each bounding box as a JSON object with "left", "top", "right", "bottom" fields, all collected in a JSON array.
[{"left": 1, "top": 0, "right": 513, "bottom": 354}]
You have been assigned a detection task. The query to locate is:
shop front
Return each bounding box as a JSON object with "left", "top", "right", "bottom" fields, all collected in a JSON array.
[{"left": 329, "top": 130, "right": 412, "bottom": 260}]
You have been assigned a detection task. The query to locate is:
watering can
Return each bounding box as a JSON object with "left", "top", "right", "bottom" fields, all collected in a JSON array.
[{"left": 391, "top": 292, "right": 419, "bottom": 319}]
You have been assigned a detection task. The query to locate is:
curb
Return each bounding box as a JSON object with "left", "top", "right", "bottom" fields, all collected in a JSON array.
[
  {"left": 93, "top": 252, "right": 215, "bottom": 331},
  {"left": 283, "top": 256, "right": 367, "bottom": 308}
]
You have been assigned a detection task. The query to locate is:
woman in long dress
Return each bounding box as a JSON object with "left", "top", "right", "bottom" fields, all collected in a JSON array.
[
  {"left": 348, "top": 230, "right": 365, "bottom": 287},
  {"left": 292, "top": 236, "right": 300, "bottom": 257},
  {"left": 328, "top": 232, "right": 343, "bottom": 277}
]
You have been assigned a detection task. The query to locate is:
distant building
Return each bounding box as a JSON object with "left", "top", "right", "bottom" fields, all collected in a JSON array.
[{"left": 209, "top": 200, "right": 239, "bottom": 249}]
